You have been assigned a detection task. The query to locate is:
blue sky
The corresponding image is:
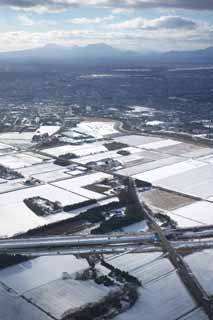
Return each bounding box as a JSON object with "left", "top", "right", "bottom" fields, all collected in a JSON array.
[{"left": 0, "top": 0, "right": 212, "bottom": 52}]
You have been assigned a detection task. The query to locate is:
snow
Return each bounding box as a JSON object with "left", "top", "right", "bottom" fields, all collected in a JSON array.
[
  {"left": 115, "top": 271, "right": 196, "bottom": 320},
  {"left": 121, "top": 221, "right": 149, "bottom": 233},
  {"left": 139, "top": 139, "right": 181, "bottom": 150},
  {"left": 43, "top": 143, "right": 107, "bottom": 158},
  {"left": 0, "top": 184, "right": 86, "bottom": 207},
  {"left": 156, "top": 164, "right": 213, "bottom": 200},
  {"left": 109, "top": 253, "right": 174, "bottom": 285},
  {"left": 181, "top": 308, "right": 209, "bottom": 320},
  {"left": 0, "top": 131, "right": 35, "bottom": 141},
  {"left": 134, "top": 159, "right": 205, "bottom": 183},
  {"left": 171, "top": 201, "right": 213, "bottom": 226},
  {"left": 185, "top": 250, "right": 213, "bottom": 296},
  {"left": 24, "top": 279, "right": 110, "bottom": 319},
  {"left": 146, "top": 120, "right": 164, "bottom": 126},
  {"left": 18, "top": 162, "right": 63, "bottom": 177},
  {"left": 161, "top": 211, "right": 204, "bottom": 228},
  {"left": 0, "top": 202, "right": 44, "bottom": 237},
  {"left": 36, "top": 125, "right": 60, "bottom": 136},
  {"left": 0, "top": 180, "right": 26, "bottom": 194},
  {"left": 76, "top": 121, "right": 118, "bottom": 138},
  {"left": 113, "top": 135, "right": 162, "bottom": 147},
  {"left": 0, "top": 256, "right": 88, "bottom": 293},
  {"left": 32, "top": 170, "right": 71, "bottom": 182},
  {"left": 74, "top": 150, "right": 121, "bottom": 165},
  {"left": 0, "top": 152, "right": 44, "bottom": 169},
  {"left": 53, "top": 172, "right": 113, "bottom": 200},
  {"left": 0, "top": 142, "right": 14, "bottom": 150},
  {"left": 0, "top": 132, "right": 35, "bottom": 148},
  {"left": 0, "top": 285, "right": 52, "bottom": 320}
]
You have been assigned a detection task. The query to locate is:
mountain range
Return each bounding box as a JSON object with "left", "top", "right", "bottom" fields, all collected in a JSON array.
[{"left": 0, "top": 43, "right": 213, "bottom": 66}]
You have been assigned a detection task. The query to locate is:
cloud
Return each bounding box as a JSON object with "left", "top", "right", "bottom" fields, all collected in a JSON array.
[
  {"left": 0, "top": 19, "right": 212, "bottom": 53},
  {"left": 110, "top": 16, "right": 198, "bottom": 30},
  {"left": 17, "top": 14, "right": 35, "bottom": 26},
  {"left": 0, "top": 0, "right": 212, "bottom": 13},
  {"left": 71, "top": 15, "right": 114, "bottom": 25}
]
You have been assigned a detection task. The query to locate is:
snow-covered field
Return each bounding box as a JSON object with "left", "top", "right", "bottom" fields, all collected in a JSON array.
[
  {"left": 155, "top": 164, "right": 213, "bottom": 200},
  {"left": 134, "top": 159, "right": 205, "bottom": 184},
  {"left": 0, "top": 131, "right": 36, "bottom": 148},
  {"left": 0, "top": 152, "right": 44, "bottom": 169},
  {"left": 0, "top": 184, "right": 86, "bottom": 207},
  {"left": 32, "top": 169, "right": 71, "bottom": 183},
  {"left": 0, "top": 180, "right": 26, "bottom": 194},
  {"left": 0, "top": 255, "right": 110, "bottom": 320},
  {"left": 115, "top": 270, "right": 196, "bottom": 320},
  {"left": 118, "top": 155, "right": 182, "bottom": 176},
  {"left": 74, "top": 147, "right": 141, "bottom": 165},
  {"left": 171, "top": 201, "right": 213, "bottom": 226},
  {"left": 108, "top": 253, "right": 173, "bottom": 285},
  {"left": 0, "top": 184, "right": 88, "bottom": 236},
  {"left": 53, "top": 172, "right": 113, "bottom": 200},
  {"left": 0, "top": 142, "right": 14, "bottom": 150},
  {"left": 18, "top": 162, "right": 63, "bottom": 177},
  {"left": 185, "top": 250, "right": 213, "bottom": 296},
  {"left": 76, "top": 121, "right": 118, "bottom": 138},
  {"left": 0, "top": 285, "right": 52, "bottom": 320},
  {"left": 25, "top": 279, "right": 110, "bottom": 319},
  {"left": 43, "top": 142, "right": 107, "bottom": 158},
  {"left": 0, "top": 256, "right": 88, "bottom": 293},
  {"left": 113, "top": 135, "right": 162, "bottom": 147},
  {"left": 36, "top": 125, "right": 60, "bottom": 136},
  {"left": 138, "top": 139, "right": 181, "bottom": 150}
]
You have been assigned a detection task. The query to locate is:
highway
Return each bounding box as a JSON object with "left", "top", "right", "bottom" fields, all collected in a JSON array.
[{"left": 1, "top": 230, "right": 213, "bottom": 256}]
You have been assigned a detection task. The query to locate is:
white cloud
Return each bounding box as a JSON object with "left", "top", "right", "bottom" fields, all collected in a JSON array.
[
  {"left": 17, "top": 14, "right": 35, "bottom": 26},
  {"left": 109, "top": 16, "right": 198, "bottom": 30},
  {"left": 71, "top": 15, "right": 114, "bottom": 25},
  {"left": 0, "top": 20, "right": 212, "bottom": 53}
]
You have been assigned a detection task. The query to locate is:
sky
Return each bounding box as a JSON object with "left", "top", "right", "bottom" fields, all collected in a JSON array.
[{"left": 0, "top": 0, "right": 213, "bottom": 52}]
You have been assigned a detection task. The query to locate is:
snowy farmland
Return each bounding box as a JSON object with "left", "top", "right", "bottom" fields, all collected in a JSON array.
[
  {"left": 109, "top": 253, "right": 200, "bottom": 320},
  {"left": 43, "top": 142, "right": 108, "bottom": 158},
  {"left": 0, "top": 255, "right": 88, "bottom": 293},
  {"left": 24, "top": 279, "right": 110, "bottom": 320},
  {"left": 170, "top": 201, "right": 213, "bottom": 226},
  {"left": 53, "top": 172, "right": 113, "bottom": 200},
  {"left": 0, "top": 152, "right": 45, "bottom": 169},
  {"left": 133, "top": 159, "right": 205, "bottom": 184},
  {"left": 76, "top": 121, "right": 118, "bottom": 139},
  {"left": 0, "top": 184, "right": 89, "bottom": 236}
]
